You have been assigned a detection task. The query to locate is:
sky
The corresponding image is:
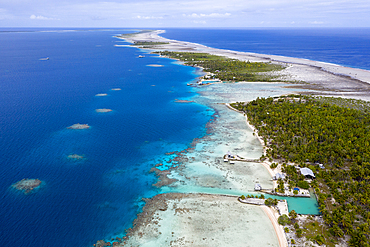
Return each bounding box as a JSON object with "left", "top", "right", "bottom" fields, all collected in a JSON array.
[{"left": 1, "top": 0, "right": 370, "bottom": 28}]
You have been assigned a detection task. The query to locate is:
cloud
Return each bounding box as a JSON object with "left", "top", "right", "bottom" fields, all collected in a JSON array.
[
  {"left": 90, "top": 16, "right": 107, "bottom": 20},
  {"left": 135, "top": 15, "right": 164, "bottom": 19},
  {"left": 30, "top": 14, "right": 58, "bottom": 20},
  {"left": 183, "top": 13, "right": 231, "bottom": 18},
  {"left": 1, "top": 0, "right": 369, "bottom": 27},
  {"left": 193, "top": 20, "right": 207, "bottom": 24},
  {"left": 309, "top": 20, "right": 324, "bottom": 25}
]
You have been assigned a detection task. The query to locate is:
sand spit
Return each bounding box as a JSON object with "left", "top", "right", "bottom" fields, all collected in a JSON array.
[
  {"left": 120, "top": 193, "right": 281, "bottom": 247},
  {"left": 12, "top": 178, "right": 42, "bottom": 194},
  {"left": 146, "top": 64, "right": 164, "bottom": 67},
  {"left": 118, "top": 30, "right": 370, "bottom": 101}
]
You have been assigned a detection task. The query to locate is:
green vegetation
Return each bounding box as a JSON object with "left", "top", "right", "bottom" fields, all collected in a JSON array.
[
  {"left": 270, "top": 162, "right": 278, "bottom": 169},
  {"left": 299, "top": 216, "right": 339, "bottom": 247},
  {"left": 289, "top": 210, "right": 298, "bottom": 220},
  {"left": 277, "top": 179, "right": 285, "bottom": 193},
  {"left": 231, "top": 95, "right": 370, "bottom": 246},
  {"left": 155, "top": 51, "right": 286, "bottom": 82},
  {"left": 264, "top": 198, "right": 278, "bottom": 206},
  {"left": 132, "top": 41, "right": 170, "bottom": 47},
  {"left": 296, "top": 228, "right": 303, "bottom": 238},
  {"left": 278, "top": 214, "right": 291, "bottom": 226},
  {"left": 115, "top": 30, "right": 154, "bottom": 38},
  {"left": 297, "top": 180, "right": 309, "bottom": 189},
  {"left": 315, "top": 234, "right": 325, "bottom": 245}
]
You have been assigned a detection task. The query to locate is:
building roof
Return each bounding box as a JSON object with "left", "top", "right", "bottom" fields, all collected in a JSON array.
[
  {"left": 300, "top": 167, "right": 315, "bottom": 178},
  {"left": 275, "top": 173, "right": 285, "bottom": 180}
]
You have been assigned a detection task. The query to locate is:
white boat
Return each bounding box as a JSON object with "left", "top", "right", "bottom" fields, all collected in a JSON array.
[
  {"left": 229, "top": 160, "right": 235, "bottom": 164},
  {"left": 254, "top": 183, "right": 262, "bottom": 191},
  {"left": 223, "top": 158, "right": 228, "bottom": 162}
]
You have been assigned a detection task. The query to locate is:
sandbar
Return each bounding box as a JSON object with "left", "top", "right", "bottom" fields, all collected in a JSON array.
[
  {"left": 95, "top": 108, "right": 113, "bottom": 113},
  {"left": 146, "top": 64, "right": 164, "bottom": 67},
  {"left": 67, "top": 123, "right": 90, "bottom": 129}
]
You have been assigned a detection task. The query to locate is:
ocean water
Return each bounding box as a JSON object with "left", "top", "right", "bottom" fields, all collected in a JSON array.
[
  {"left": 161, "top": 28, "right": 370, "bottom": 70},
  {"left": 0, "top": 29, "right": 211, "bottom": 246},
  {"left": 0, "top": 28, "right": 351, "bottom": 246}
]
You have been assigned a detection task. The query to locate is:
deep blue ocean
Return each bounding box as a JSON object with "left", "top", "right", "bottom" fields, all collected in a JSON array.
[
  {"left": 1, "top": 28, "right": 369, "bottom": 247},
  {"left": 0, "top": 29, "right": 210, "bottom": 247}
]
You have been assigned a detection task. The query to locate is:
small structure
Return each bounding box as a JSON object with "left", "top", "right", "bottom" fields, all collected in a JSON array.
[
  {"left": 229, "top": 160, "right": 235, "bottom": 164},
  {"left": 226, "top": 151, "right": 235, "bottom": 159},
  {"left": 319, "top": 163, "right": 325, "bottom": 169},
  {"left": 274, "top": 173, "right": 285, "bottom": 180},
  {"left": 254, "top": 183, "right": 262, "bottom": 191},
  {"left": 300, "top": 167, "right": 315, "bottom": 179}
]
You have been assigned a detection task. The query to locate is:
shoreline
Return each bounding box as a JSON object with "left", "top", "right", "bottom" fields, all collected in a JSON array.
[
  {"left": 106, "top": 30, "right": 370, "bottom": 246},
  {"left": 118, "top": 30, "right": 370, "bottom": 91},
  {"left": 118, "top": 193, "right": 284, "bottom": 247}
]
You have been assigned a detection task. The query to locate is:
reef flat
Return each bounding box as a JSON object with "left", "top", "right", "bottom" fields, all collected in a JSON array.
[
  {"left": 67, "top": 123, "right": 90, "bottom": 129},
  {"left": 12, "top": 179, "right": 42, "bottom": 194}
]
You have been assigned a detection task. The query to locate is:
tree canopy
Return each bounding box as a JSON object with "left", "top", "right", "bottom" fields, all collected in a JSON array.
[{"left": 231, "top": 95, "right": 370, "bottom": 246}]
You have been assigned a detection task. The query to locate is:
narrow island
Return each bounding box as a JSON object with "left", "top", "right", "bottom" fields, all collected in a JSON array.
[
  {"left": 156, "top": 51, "right": 287, "bottom": 83},
  {"left": 12, "top": 178, "right": 43, "bottom": 194}
]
